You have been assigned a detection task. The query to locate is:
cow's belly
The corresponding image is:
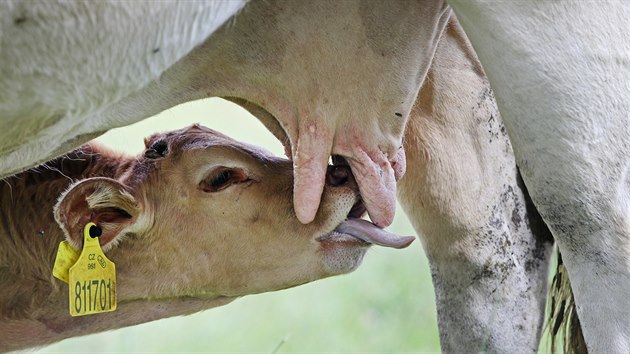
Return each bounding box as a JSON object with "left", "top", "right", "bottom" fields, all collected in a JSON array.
[{"left": 0, "top": 0, "right": 246, "bottom": 177}]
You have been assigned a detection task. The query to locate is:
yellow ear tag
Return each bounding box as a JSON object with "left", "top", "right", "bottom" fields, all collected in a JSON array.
[
  {"left": 52, "top": 241, "right": 80, "bottom": 283},
  {"left": 68, "top": 222, "right": 117, "bottom": 316}
]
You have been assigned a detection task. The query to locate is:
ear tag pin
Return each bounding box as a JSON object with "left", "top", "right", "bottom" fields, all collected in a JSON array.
[{"left": 67, "top": 222, "right": 117, "bottom": 316}]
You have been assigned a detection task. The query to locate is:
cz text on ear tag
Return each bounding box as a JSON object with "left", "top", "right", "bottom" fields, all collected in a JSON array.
[
  {"left": 52, "top": 241, "right": 80, "bottom": 283},
  {"left": 68, "top": 222, "right": 117, "bottom": 316}
]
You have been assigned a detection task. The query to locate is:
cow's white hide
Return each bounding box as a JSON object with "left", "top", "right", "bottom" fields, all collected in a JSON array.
[
  {"left": 449, "top": 1, "right": 630, "bottom": 352},
  {"left": 0, "top": 0, "right": 246, "bottom": 176}
]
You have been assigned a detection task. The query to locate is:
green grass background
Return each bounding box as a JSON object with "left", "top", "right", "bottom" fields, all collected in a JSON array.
[{"left": 39, "top": 98, "right": 442, "bottom": 353}]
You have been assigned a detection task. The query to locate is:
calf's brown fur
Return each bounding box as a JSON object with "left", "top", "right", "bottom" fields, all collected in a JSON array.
[{"left": 0, "top": 124, "right": 387, "bottom": 351}]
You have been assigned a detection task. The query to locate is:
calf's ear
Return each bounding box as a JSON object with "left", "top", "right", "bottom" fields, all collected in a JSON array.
[{"left": 54, "top": 177, "right": 141, "bottom": 251}]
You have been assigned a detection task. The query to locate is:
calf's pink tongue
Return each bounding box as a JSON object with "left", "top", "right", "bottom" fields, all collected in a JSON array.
[{"left": 336, "top": 218, "right": 415, "bottom": 249}]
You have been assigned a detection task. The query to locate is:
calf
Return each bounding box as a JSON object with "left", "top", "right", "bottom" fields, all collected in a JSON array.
[{"left": 0, "top": 124, "right": 413, "bottom": 351}]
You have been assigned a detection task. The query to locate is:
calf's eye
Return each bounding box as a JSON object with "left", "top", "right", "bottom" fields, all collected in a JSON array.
[
  {"left": 212, "top": 170, "right": 232, "bottom": 190},
  {"left": 200, "top": 167, "right": 250, "bottom": 193}
]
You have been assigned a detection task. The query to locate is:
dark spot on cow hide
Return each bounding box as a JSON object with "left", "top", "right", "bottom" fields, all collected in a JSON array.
[
  {"left": 395, "top": 112, "right": 403, "bottom": 117},
  {"left": 153, "top": 48, "right": 160, "bottom": 54},
  {"left": 470, "top": 266, "right": 495, "bottom": 284},
  {"left": 14, "top": 17, "right": 27, "bottom": 26},
  {"left": 511, "top": 208, "right": 522, "bottom": 230}
]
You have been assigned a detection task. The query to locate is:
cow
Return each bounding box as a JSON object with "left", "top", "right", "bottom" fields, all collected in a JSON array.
[
  {"left": 2, "top": 0, "right": 628, "bottom": 352},
  {"left": 0, "top": 124, "right": 414, "bottom": 351}
]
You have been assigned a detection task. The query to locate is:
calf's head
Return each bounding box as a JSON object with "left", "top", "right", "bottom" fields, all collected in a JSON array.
[{"left": 53, "top": 125, "right": 413, "bottom": 317}]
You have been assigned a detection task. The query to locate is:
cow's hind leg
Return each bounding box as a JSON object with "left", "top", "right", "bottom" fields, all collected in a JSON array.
[
  {"left": 448, "top": 2, "right": 630, "bottom": 352},
  {"left": 398, "top": 18, "right": 553, "bottom": 353}
]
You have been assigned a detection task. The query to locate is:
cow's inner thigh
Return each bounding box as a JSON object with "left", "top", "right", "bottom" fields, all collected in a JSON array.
[{"left": 398, "top": 18, "right": 553, "bottom": 353}]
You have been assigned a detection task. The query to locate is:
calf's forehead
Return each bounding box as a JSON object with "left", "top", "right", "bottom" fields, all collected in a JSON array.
[
  {"left": 144, "top": 125, "right": 233, "bottom": 151},
  {"left": 143, "top": 125, "right": 278, "bottom": 170}
]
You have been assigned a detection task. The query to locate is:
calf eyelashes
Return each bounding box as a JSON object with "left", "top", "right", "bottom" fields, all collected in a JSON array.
[{"left": 199, "top": 167, "right": 251, "bottom": 193}]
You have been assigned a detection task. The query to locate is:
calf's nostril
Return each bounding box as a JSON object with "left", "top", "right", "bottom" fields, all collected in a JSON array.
[{"left": 327, "top": 165, "right": 350, "bottom": 186}]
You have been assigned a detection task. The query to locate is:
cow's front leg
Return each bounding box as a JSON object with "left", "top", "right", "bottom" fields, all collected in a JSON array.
[
  {"left": 398, "top": 19, "right": 553, "bottom": 353},
  {"left": 449, "top": 2, "right": 630, "bottom": 352}
]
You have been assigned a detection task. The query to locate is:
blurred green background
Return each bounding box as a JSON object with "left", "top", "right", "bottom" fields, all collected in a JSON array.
[{"left": 39, "top": 98, "right": 442, "bottom": 353}]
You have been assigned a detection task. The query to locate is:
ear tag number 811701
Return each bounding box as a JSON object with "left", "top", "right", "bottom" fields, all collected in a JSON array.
[{"left": 68, "top": 222, "right": 117, "bottom": 316}]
